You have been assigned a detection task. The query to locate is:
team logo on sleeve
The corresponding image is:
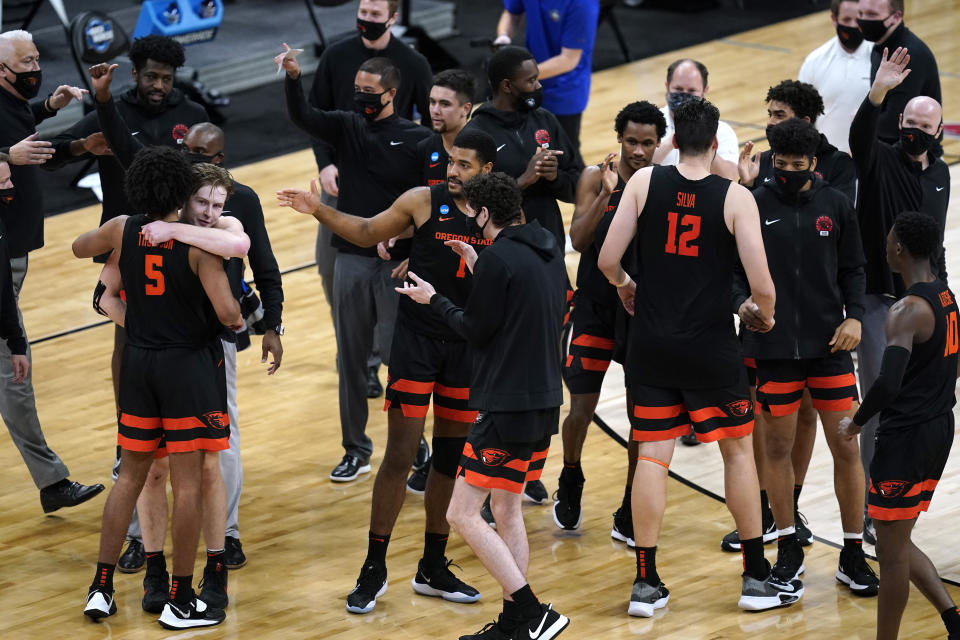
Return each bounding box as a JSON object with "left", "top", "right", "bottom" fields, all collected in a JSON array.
[
  {"left": 535, "top": 129, "right": 551, "bottom": 148},
  {"left": 877, "top": 480, "right": 911, "bottom": 498},
  {"left": 479, "top": 448, "right": 511, "bottom": 466},
  {"left": 202, "top": 411, "right": 230, "bottom": 430},
  {"left": 725, "top": 400, "right": 753, "bottom": 417},
  {"left": 172, "top": 123, "right": 189, "bottom": 141},
  {"left": 816, "top": 216, "right": 833, "bottom": 237}
]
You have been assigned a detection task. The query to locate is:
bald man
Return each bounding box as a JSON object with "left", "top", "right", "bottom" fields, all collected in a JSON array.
[
  {"left": 849, "top": 47, "right": 949, "bottom": 544},
  {"left": 652, "top": 59, "right": 738, "bottom": 181}
]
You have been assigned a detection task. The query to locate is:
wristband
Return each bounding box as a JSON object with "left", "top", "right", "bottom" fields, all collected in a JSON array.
[{"left": 612, "top": 272, "right": 631, "bottom": 288}]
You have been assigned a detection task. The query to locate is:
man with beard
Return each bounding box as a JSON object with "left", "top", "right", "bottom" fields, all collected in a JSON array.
[
  {"left": 277, "top": 128, "right": 497, "bottom": 615},
  {"left": 0, "top": 29, "right": 103, "bottom": 515},
  {"left": 553, "top": 101, "right": 665, "bottom": 538}
]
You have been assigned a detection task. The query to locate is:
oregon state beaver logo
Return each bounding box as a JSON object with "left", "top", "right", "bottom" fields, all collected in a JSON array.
[
  {"left": 877, "top": 480, "right": 910, "bottom": 498},
  {"left": 726, "top": 400, "right": 752, "bottom": 417},
  {"left": 203, "top": 411, "right": 229, "bottom": 430},
  {"left": 172, "top": 123, "right": 189, "bottom": 141},
  {"left": 479, "top": 448, "right": 510, "bottom": 466}
]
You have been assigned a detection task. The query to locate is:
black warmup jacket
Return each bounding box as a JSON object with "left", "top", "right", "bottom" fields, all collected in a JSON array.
[
  {"left": 308, "top": 33, "right": 433, "bottom": 171},
  {"left": 755, "top": 133, "right": 857, "bottom": 204},
  {"left": 429, "top": 221, "right": 567, "bottom": 416},
  {"left": 734, "top": 178, "right": 866, "bottom": 360},
  {"left": 0, "top": 87, "right": 59, "bottom": 257},
  {"left": 0, "top": 232, "right": 26, "bottom": 355},
  {"left": 286, "top": 74, "right": 430, "bottom": 257},
  {"left": 90, "top": 95, "right": 284, "bottom": 331},
  {"left": 47, "top": 87, "right": 208, "bottom": 227},
  {"left": 849, "top": 97, "right": 950, "bottom": 297},
  {"left": 464, "top": 104, "right": 583, "bottom": 247}
]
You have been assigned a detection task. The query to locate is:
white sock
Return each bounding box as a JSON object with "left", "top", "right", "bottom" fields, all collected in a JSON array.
[
  {"left": 777, "top": 526, "right": 796, "bottom": 537},
  {"left": 843, "top": 532, "right": 863, "bottom": 541}
]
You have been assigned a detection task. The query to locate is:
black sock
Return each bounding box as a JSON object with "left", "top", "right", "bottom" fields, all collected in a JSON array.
[
  {"left": 500, "top": 598, "right": 522, "bottom": 633},
  {"left": 170, "top": 574, "right": 193, "bottom": 604},
  {"left": 741, "top": 536, "right": 767, "bottom": 580},
  {"left": 422, "top": 532, "right": 448, "bottom": 570},
  {"left": 793, "top": 484, "right": 803, "bottom": 512},
  {"left": 562, "top": 460, "right": 584, "bottom": 481},
  {"left": 510, "top": 584, "right": 542, "bottom": 619},
  {"left": 635, "top": 546, "right": 659, "bottom": 585},
  {"left": 206, "top": 549, "right": 225, "bottom": 570},
  {"left": 941, "top": 606, "right": 960, "bottom": 634},
  {"left": 364, "top": 531, "right": 390, "bottom": 567},
  {"left": 842, "top": 537, "right": 862, "bottom": 553},
  {"left": 91, "top": 562, "right": 115, "bottom": 592},
  {"left": 145, "top": 551, "right": 165, "bottom": 573}
]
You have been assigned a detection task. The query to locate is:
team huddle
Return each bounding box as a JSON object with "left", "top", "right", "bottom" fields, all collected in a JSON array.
[{"left": 0, "top": 0, "right": 956, "bottom": 638}]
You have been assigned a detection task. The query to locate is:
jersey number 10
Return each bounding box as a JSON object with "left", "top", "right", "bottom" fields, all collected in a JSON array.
[
  {"left": 664, "top": 212, "right": 701, "bottom": 257},
  {"left": 145, "top": 255, "right": 166, "bottom": 296},
  {"left": 945, "top": 311, "right": 958, "bottom": 357}
]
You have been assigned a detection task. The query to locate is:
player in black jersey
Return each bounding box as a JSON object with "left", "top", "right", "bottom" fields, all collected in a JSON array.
[
  {"left": 598, "top": 98, "right": 799, "bottom": 616},
  {"left": 278, "top": 128, "right": 497, "bottom": 615},
  {"left": 553, "top": 101, "right": 665, "bottom": 535},
  {"left": 839, "top": 212, "right": 960, "bottom": 640},
  {"left": 418, "top": 69, "right": 476, "bottom": 187},
  {"left": 74, "top": 147, "right": 241, "bottom": 629}
]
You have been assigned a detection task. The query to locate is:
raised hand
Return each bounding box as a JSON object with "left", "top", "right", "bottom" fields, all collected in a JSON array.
[
  {"left": 276, "top": 179, "right": 323, "bottom": 214},
  {"left": 395, "top": 271, "right": 437, "bottom": 304},
  {"left": 88, "top": 63, "right": 119, "bottom": 102},
  {"left": 274, "top": 42, "right": 304, "bottom": 78},
  {"left": 141, "top": 220, "right": 177, "bottom": 245},
  {"left": 535, "top": 149, "right": 563, "bottom": 182},
  {"left": 48, "top": 84, "right": 87, "bottom": 110},
  {"left": 600, "top": 152, "right": 619, "bottom": 194},
  {"left": 444, "top": 239, "right": 478, "bottom": 274},
  {"left": 738, "top": 141, "right": 760, "bottom": 186},
  {"left": 871, "top": 47, "right": 911, "bottom": 102}
]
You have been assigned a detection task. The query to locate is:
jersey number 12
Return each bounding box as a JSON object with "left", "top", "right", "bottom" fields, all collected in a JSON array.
[{"left": 664, "top": 212, "right": 700, "bottom": 257}]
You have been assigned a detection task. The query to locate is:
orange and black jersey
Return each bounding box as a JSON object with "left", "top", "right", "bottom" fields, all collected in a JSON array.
[
  {"left": 574, "top": 173, "right": 626, "bottom": 308},
  {"left": 628, "top": 165, "right": 740, "bottom": 389},
  {"left": 879, "top": 280, "right": 959, "bottom": 431},
  {"left": 120, "top": 214, "right": 222, "bottom": 349},
  {"left": 401, "top": 184, "right": 492, "bottom": 340},
  {"left": 417, "top": 133, "right": 449, "bottom": 187}
]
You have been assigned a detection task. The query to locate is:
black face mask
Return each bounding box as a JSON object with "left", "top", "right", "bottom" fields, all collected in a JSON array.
[
  {"left": 836, "top": 24, "right": 865, "bottom": 50},
  {"left": 773, "top": 168, "right": 812, "bottom": 195},
  {"left": 899, "top": 127, "right": 935, "bottom": 156},
  {"left": 0, "top": 187, "right": 14, "bottom": 206},
  {"left": 464, "top": 211, "right": 488, "bottom": 239},
  {"left": 856, "top": 15, "right": 893, "bottom": 42},
  {"left": 1, "top": 65, "right": 42, "bottom": 100},
  {"left": 765, "top": 124, "right": 775, "bottom": 144},
  {"left": 183, "top": 150, "right": 220, "bottom": 165},
  {"left": 514, "top": 85, "right": 543, "bottom": 112},
  {"left": 666, "top": 91, "right": 699, "bottom": 112},
  {"left": 357, "top": 18, "right": 389, "bottom": 41},
  {"left": 353, "top": 90, "right": 387, "bottom": 120}
]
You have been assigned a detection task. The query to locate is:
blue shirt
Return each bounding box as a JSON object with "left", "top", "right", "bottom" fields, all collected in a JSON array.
[{"left": 503, "top": 0, "right": 598, "bottom": 115}]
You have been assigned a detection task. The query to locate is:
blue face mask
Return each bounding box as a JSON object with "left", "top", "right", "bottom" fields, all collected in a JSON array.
[{"left": 666, "top": 91, "right": 699, "bottom": 112}]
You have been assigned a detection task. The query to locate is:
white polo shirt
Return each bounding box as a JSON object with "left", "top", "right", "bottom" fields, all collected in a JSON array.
[
  {"left": 798, "top": 36, "right": 872, "bottom": 155},
  {"left": 659, "top": 105, "right": 739, "bottom": 166}
]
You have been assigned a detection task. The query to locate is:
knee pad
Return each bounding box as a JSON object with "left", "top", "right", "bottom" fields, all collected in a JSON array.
[{"left": 431, "top": 436, "right": 467, "bottom": 479}]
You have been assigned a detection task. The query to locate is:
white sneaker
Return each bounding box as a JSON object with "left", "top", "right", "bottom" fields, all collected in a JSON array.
[
  {"left": 158, "top": 597, "right": 226, "bottom": 629},
  {"left": 83, "top": 588, "right": 116, "bottom": 620}
]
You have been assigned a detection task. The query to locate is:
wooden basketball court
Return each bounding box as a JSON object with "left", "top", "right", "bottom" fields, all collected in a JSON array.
[{"left": 1, "top": 3, "right": 959, "bottom": 638}]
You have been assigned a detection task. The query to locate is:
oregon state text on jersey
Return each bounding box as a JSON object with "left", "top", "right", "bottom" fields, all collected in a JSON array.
[
  {"left": 627, "top": 165, "right": 740, "bottom": 389},
  {"left": 399, "top": 184, "right": 492, "bottom": 339}
]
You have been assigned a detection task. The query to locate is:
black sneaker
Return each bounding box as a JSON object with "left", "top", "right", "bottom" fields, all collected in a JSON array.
[
  {"left": 84, "top": 588, "right": 116, "bottom": 620},
  {"left": 552, "top": 470, "right": 584, "bottom": 531},
  {"left": 481, "top": 495, "right": 496, "bottom": 530},
  {"left": 118, "top": 538, "right": 145, "bottom": 573},
  {"left": 199, "top": 559, "right": 229, "bottom": 609},
  {"left": 406, "top": 461, "right": 430, "bottom": 495},
  {"left": 720, "top": 509, "right": 777, "bottom": 552},
  {"left": 411, "top": 558, "right": 481, "bottom": 603},
  {"left": 523, "top": 480, "right": 548, "bottom": 505},
  {"left": 863, "top": 516, "right": 877, "bottom": 545},
  {"left": 366, "top": 366, "right": 383, "bottom": 398},
  {"left": 157, "top": 597, "right": 226, "bottom": 629},
  {"left": 346, "top": 562, "right": 387, "bottom": 614},
  {"left": 611, "top": 505, "right": 635, "bottom": 547},
  {"left": 795, "top": 511, "right": 813, "bottom": 546},
  {"left": 836, "top": 546, "right": 879, "bottom": 596},
  {"left": 413, "top": 436, "right": 430, "bottom": 470},
  {"left": 738, "top": 572, "right": 803, "bottom": 610},
  {"left": 330, "top": 454, "right": 371, "bottom": 482},
  {"left": 141, "top": 565, "right": 169, "bottom": 613},
  {"left": 459, "top": 620, "right": 512, "bottom": 640},
  {"left": 224, "top": 536, "right": 247, "bottom": 569},
  {"left": 515, "top": 603, "right": 569, "bottom": 640},
  {"left": 772, "top": 536, "right": 805, "bottom": 582},
  {"left": 628, "top": 580, "right": 669, "bottom": 617}
]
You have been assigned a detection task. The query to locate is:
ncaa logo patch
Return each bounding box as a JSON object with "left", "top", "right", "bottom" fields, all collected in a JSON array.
[
  {"left": 878, "top": 480, "right": 911, "bottom": 498},
  {"left": 479, "top": 448, "right": 510, "bottom": 466},
  {"left": 439, "top": 204, "right": 450, "bottom": 215},
  {"left": 431, "top": 151, "right": 439, "bottom": 162}
]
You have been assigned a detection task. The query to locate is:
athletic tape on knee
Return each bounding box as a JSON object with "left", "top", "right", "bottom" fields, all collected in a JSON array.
[
  {"left": 637, "top": 455, "right": 669, "bottom": 470},
  {"left": 93, "top": 280, "right": 108, "bottom": 317},
  {"left": 432, "top": 436, "right": 467, "bottom": 478}
]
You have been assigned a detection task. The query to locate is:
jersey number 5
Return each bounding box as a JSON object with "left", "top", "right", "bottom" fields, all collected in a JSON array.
[
  {"left": 664, "top": 212, "right": 700, "bottom": 257},
  {"left": 945, "top": 311, "right": 958, "bottom": 357},
  {"left": 145, "top": 255, "right": 165, "bottom": 296}
]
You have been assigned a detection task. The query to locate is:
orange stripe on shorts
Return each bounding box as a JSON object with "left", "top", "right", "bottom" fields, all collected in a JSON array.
[
  {"left": 633, "top": 404, "right": 684, "bottom": 420},
  {"left": 571, "top": 334, "right": 615, "bottom": 350},
  {"left": 807, "top": 373, "right": 856, "bottom": 389}
]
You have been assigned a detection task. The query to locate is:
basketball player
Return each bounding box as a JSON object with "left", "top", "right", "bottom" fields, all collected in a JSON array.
[
  {"left": 554, "top": 101, "right": 665, "bottom": 534},
  {"left": 839, "top": 212, "right": 960, "bottom": 640},
  {"left": 74, "top": 146, "right": 241, "bottom": 629},
  {"left": 396, "top": 171, "right": 569, "bottom": 640},
  {"left": 598, "top": 98, "right": 800, "bottom": 615},
  {"left": 278, "top": 128, "right": 498, "bottom": 614},
  {"left": 419, "top": 69, "right": 476, "bottom": 187}
]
